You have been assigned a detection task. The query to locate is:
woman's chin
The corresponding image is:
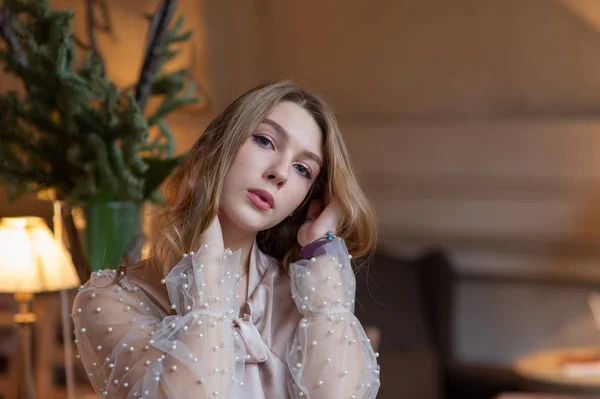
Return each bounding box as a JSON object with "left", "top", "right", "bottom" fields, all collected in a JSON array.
[
  {"left": 228, "top": 210, "right": 277, "bottom": 233},
  {"left": 220, "top": 200, "right": 286, "bottom": 232}
]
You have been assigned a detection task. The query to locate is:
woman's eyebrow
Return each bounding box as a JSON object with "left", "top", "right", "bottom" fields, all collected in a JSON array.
[{"left": 262, "top": 118, "right": 323, "bottom": 167}]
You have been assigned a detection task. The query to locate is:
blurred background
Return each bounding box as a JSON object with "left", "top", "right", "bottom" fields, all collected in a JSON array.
[{"left": 4, "top": 0, "right": 600, "bottom": 398}]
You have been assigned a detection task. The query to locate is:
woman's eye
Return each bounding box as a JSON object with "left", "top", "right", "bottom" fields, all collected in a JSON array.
[
  {"left": 252, "top": 134, "right": 274, "bottom": 149},
  {"left": 294, "top": 164, "right": 312, "bottom": 179}
]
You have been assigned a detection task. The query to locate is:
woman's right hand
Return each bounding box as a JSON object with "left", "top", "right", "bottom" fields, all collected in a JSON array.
[
  {"left": 167, "top": 215, "right": 238, "bottom": 316},
  {"left": 297, "top": 199, "right": 339, "bottom": 247},
  {"left": 193, "top": 216, "right": 227, "bottom": 291},
  {"left": 199, "top": 216, "right": 224, "bottom": 249}
]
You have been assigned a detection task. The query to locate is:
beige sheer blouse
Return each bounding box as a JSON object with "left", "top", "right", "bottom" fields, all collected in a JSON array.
[{"left": 72, "top": 237, "right": 381, "bottom": 398}]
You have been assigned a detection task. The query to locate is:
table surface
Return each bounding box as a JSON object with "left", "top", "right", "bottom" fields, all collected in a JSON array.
[
  {"left": 513, "top": 346, "right": 600, "bottom": 390},
  {"left": 496, "top": 394, "right": 586, "bottom": 399}
]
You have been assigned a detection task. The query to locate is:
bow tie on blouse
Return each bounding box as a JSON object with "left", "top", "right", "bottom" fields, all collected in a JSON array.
[{"left": 233, "top": 313, "right": 269, "bottom": 364}]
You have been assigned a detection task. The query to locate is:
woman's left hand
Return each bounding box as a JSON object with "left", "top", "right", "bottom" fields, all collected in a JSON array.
[{"left": 297, "top": 199, "right": 339, "bottom": 247}]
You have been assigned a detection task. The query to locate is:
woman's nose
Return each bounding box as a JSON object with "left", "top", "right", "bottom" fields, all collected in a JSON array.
[{"left": 264, "top": 162, "right": 288, "bottom": 188}]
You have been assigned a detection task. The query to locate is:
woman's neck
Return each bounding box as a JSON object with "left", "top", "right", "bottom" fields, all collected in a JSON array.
[{"left": 218, "top": 217, "right": 256, "bottom": 275}]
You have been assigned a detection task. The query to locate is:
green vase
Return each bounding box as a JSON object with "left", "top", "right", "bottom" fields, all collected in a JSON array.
[{"left": 84, "top": 201, "right": 142, "bottom": 271}]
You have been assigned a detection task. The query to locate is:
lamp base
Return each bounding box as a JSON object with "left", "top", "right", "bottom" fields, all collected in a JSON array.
[{"left": 14, "top": 292, "right": 36, "bottom": 399}]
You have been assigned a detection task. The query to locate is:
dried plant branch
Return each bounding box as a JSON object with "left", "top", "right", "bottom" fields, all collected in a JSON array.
[
  {"left": 0, "top": 5, "right": 28, "bottom": 68},
  {"left": 85, "top": 0, "right": 100, "bottom": 59},
  {"left": 96, "top": 0, "right": 113, "bottom": 33},
  {"left": 135, "top": 0, "right": 178, "bottom": 111},
  {"left": 72, "top": 33, "right": 91, "bottom": 50}
]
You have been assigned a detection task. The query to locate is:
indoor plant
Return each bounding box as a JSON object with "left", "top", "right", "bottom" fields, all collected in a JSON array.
[{"left": 0, "top": 0, "right": 202, "bottom": 277}]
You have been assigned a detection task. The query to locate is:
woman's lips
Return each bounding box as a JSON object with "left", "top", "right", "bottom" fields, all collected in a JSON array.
[{"left": 247, "top": 190, "right": 272, "bottom": 210}]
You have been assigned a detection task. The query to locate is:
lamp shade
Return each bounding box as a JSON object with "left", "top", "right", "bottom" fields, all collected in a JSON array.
[{"left": 0, "top": 216, "right": 80, "bottom": 293}]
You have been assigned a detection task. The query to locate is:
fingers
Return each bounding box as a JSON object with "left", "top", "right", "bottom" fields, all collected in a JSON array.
[
  {"left": 194, "top": 217, "right": 225, "bottom": 282},
  {"left": 198, "top": 216, "right": 224, "bottom": 249},
  {"left": 306, "top": 199, "right": 323, "bottom": 221},
  {"left": 313, "top": 202, "right": 339, "bottom": 233}
]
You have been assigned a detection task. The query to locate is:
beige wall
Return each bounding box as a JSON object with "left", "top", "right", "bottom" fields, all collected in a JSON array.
[{"left": 206, "top": 0, "right": 600, "bottom": 114}]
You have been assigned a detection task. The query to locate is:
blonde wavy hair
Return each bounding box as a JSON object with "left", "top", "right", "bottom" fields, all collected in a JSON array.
[{"left": 148, "top": 80, "right": 377, "bottom": 276}]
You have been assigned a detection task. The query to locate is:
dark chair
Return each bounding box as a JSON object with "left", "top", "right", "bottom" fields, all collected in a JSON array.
[
  {"left": 415, "top": 250, "right": 521, "bottom": 399},
  {"left": 354, "top": 248, "right": 521, "bottom": 399},
  {"left": 355, "top": 252, "right": 441, "bottom": 399}
]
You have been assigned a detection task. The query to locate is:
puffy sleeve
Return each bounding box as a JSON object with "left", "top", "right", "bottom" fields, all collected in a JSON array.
[
  {"left": 72, "top": 244, "right": 247, "bottom": 399},
  {"left": 286, "top": 237, "right": 381, "bottom": 399}
]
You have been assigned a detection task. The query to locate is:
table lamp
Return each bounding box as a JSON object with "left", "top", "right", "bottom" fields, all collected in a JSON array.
[{"left": 0, "top": 216, "right": 80, "bottom": 399}]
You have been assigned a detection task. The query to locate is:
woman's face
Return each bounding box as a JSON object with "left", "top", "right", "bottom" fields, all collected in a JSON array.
[{"left": 220, "top": 101, "right": 324, "bottom": 233}]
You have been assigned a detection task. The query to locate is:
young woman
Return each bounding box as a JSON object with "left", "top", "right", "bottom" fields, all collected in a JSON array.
[{"left": 72, "top": 80, "right": 381, "bottom": 398}]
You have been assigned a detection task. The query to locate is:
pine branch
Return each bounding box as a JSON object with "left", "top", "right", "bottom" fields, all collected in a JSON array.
[
  {"left": 140, "top": 119, "right": 175, "bottom": 158},
  {"left": 0, "top": 0, "right": 197, "bottom": 205},
  {"left": 147, "top": 80, "right": 198, "bottom": 126},
  {"left": 134, "top": 0, "right": 178, "bottom": 111}
]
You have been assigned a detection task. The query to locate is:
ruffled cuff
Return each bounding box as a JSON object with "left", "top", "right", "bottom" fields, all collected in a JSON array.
[
  {"left": 164, "top": 244, "right": 242, "bottom": 320},
  {"left": 72, "top": 249, "right": 249, "bottom": 399},
  {"left": 289, "top": 238, "right": 356, "bottom": 316},
  {"left": 286, "top": 238, "right": 381, "bottom": 398}
]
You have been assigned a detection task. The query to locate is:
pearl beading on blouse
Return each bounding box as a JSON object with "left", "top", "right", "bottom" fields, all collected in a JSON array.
[{"left": 72, "top": 237, "right": 380, "bottom": 398}]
